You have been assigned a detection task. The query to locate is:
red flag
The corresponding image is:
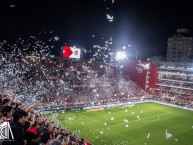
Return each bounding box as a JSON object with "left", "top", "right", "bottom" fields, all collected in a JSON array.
[{"left": 63, "top": 46, "right": 73, "bottom": 58}]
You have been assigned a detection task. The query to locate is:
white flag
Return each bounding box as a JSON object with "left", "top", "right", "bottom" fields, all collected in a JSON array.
[{"left": 165, "top": 130, "right": 172, "bottom": 139}]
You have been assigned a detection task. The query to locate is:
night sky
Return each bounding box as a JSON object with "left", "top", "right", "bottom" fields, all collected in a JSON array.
[{"left": 1, "top": 0, "right": 193, "bottom": 60}]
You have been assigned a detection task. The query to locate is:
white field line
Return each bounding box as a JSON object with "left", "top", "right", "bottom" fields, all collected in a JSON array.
[
  {"left": 76, "top": 111, "right": 173, "bottom": 128},
  {"left": 81, "top": 108, "right": 124, "bottom": 115},
  {"left": 140, "top": 115, "right": 160, "bottom": 122},
  {"left": 109, "top": 112, "right": 173, "bottom": 128},
  {"left": 76, "top": 113, "right": 104, "bottom": 125}
]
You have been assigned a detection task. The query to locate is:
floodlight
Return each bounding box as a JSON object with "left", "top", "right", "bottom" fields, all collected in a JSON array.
[{"left": 116, "top": 51, "right": 127, "bottom": 60}]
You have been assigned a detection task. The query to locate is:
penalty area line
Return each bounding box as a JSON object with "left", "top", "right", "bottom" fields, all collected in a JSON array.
[
  {"left": 76, "top": 113, "right": 104, "bottom": 125},
  {"left": 109, "top": 112, "right": 173, "bottom": 128}
]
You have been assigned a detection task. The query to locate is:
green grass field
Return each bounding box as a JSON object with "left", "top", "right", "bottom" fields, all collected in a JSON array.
[{"left": 47, "top": 102, "right": 193, "bottom": 145}]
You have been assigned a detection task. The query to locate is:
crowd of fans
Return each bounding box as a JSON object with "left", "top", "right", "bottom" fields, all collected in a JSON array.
[
  {"left": 157, "top": 80, "right": 193, "bottom": 89},
  {"left": 153, "top": 92, "right": 193, "bottom": 108},
  {"left": 0, "top": 56, "right": 147, "bottom": 106},
  {"left": 0, "top": 95, "right": 92, "bottom": 145},
  {"left": 155, "top": 67, "right": 193, "bottom": 108},
  {"left": 2, "top": 56, "right": 193, "bottom": 144},
  {"left": 0, "top": 56, "right": 148, "bottom": 145},
  {"left": 158, "top": 70, "right": 193, "bottom": 81}
]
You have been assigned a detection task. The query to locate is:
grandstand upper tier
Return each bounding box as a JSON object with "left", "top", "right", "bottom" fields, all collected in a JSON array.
[
  {"left": 1, "top": 56, "right": 193, "bottom": 108},
  {"left": 0, "top": 56, "right": 148, "bottom": 107}
]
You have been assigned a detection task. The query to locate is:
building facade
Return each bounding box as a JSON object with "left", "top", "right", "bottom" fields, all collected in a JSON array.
[{"left": 166, "top": 28, "right": 193, "bottom": 62}]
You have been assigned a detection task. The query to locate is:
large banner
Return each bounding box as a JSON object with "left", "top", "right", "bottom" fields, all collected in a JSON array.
[
  {"left": 63, "top": 46, "right": 81, "bottom": 59},
  {"left": 122, "top": 60, "right": 158, "bottom": 93},
  {"left": 123, "top": 60, "right": 147, "bottom": 90}
]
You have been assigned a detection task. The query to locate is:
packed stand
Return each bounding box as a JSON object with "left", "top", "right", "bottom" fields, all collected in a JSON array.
[
  {"left": 156, "top": 68, "right": 193, "bottom": 108},
  {"left": 0, "top": 56, "right": 148, "bottom": 145},
  {"left": 153, "top": 91, "right": 193, "bottom": 108},
  {"left": 0, "top": 94, "right": 91, "bottom": 145},
  {"left": 0, "top": 57, "right": 147, "bottom": 107}
]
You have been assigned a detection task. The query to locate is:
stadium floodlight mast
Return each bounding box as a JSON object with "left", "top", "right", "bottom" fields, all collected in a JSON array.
[{"left": 115, "top": 51, "right": 127, "bottom": 60}]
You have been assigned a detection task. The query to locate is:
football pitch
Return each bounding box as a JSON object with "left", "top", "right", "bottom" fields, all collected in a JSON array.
[{"left": 47, "top": 102, "right": 193, "bottom": 145}]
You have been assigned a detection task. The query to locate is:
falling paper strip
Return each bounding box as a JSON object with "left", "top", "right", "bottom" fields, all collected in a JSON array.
[
  {"left": 10, "top": 5, "right": 15, "bottom": 7},
  {"left": 137, "top": 115, "right": 140, "bottom": 119},
  {"left": 147, "top": 131, "right": 150, "bottom": 138},
  {"left": 174, "top": 138, "right": 178, "bottom": 142},
  {"left": 106, "top": 14, "right": 113, "bottom": 22},
  {"left": 124, "top": 119, "right": 128, "bottom": 123},
  {"left": 54, "top": 36, "right": 59, "bottom": 41}
]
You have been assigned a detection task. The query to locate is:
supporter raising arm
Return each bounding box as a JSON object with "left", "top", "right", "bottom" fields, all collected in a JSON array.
[{"left": 24, "top": 103, "right": 41, "bottom": 113}]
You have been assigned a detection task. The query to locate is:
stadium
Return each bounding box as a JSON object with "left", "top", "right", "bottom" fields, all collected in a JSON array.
[
  {"left": 1, "top": 0, "right": 193, "bottom": 144},
  {"left": 1, "top": 48, "right": 193, "bottom": 145}
]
